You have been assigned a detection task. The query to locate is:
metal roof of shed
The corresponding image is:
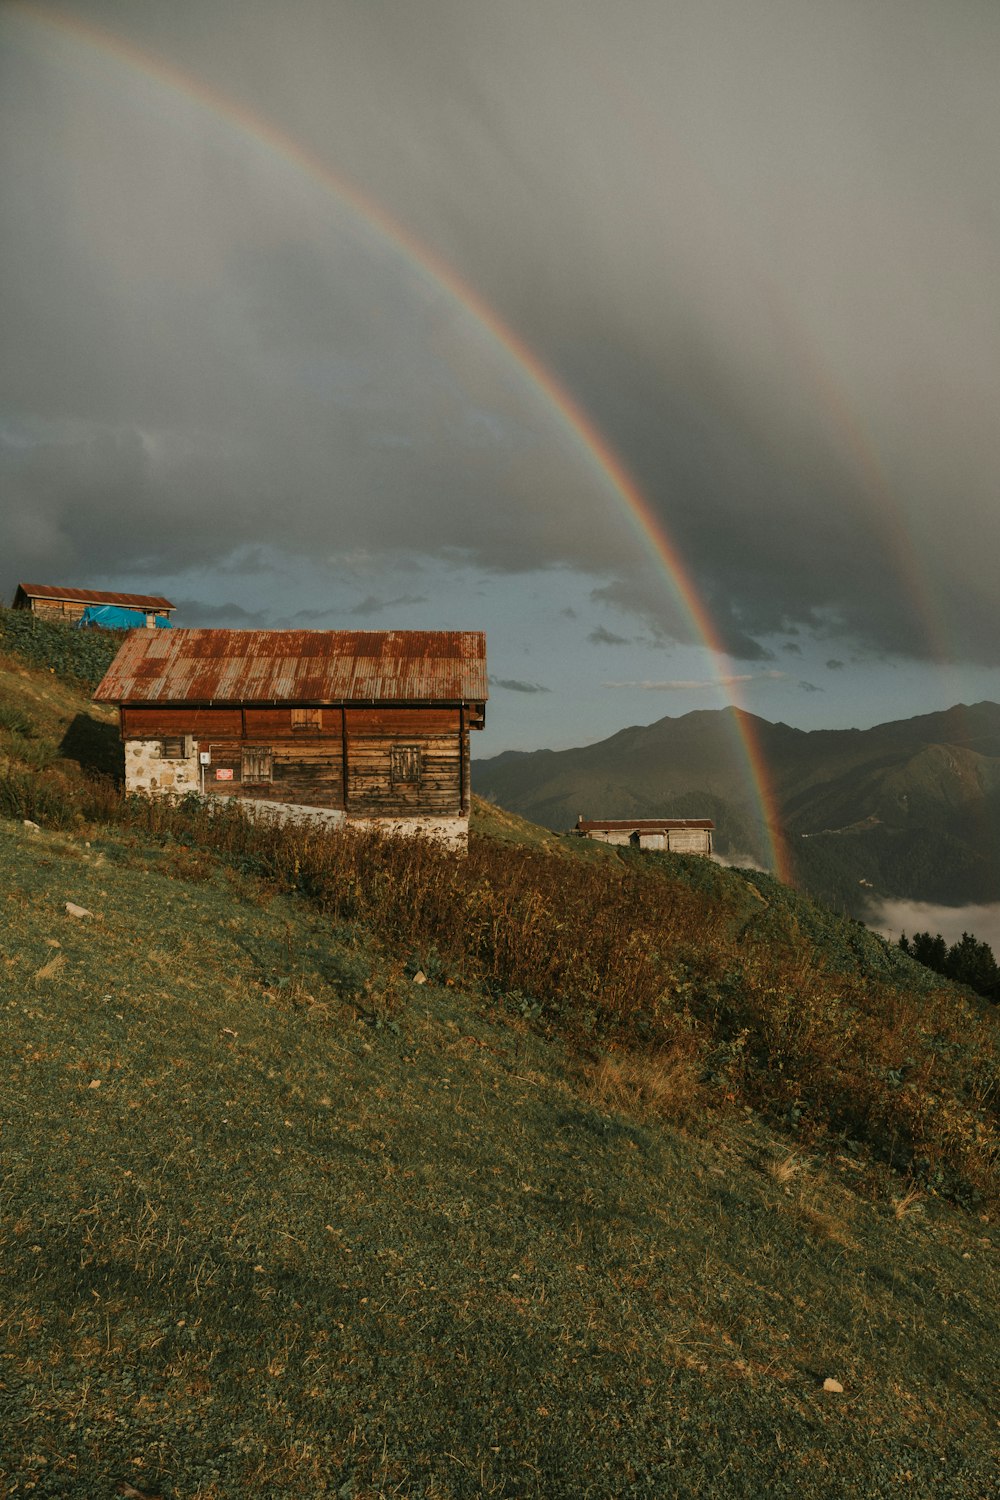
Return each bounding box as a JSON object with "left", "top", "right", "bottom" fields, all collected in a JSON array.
[
  {"left": 94, "top": 629, "right": 488, "bottom": 705},
  {"left": 576, "top": 818, "right": 715, "bottom": 832},
  {"left": 15, "top": 583, "right": 175, "bottom": 611}
]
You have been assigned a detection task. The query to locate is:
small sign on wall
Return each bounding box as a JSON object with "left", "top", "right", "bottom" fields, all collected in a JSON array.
[{"left": 215, "top": 767, "right": 234, "bottom": 781}]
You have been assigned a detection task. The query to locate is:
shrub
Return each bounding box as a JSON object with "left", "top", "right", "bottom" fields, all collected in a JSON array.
[
  {"left": 2, "top": 763, "right": 998, "bottom": 1205},
  {"left": 0, "top": 607, "right": 122, "bottom": 688},
  {"left": 0, "top": 701, "right": 35, "bottom": 736}
]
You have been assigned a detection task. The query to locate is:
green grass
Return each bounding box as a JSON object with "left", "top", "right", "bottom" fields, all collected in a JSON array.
[
  {"left": 2, "top": 818, "right": 999, "bottom": 1498},
  {"left": 1, "top": 633, "right": 999, "bottom": 1496}
]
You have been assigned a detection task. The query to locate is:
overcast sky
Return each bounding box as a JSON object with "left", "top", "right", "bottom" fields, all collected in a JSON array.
[{"left": 3, "top": 0, "right": 1000, "bottom": 753}]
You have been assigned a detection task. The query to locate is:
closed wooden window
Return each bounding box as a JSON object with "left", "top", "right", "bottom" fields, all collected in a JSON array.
[
  {"left": 390, "top": 745, "right": 422, "bottom": 785},
  {"left": 241, "top": 745, "right": 274, "bottom": 783},
  {"left": 160, "top": 735, "right": 188, "bottom": 760},
  {"left": 291, "top": 707, "right": 322, "bottom": 731}
]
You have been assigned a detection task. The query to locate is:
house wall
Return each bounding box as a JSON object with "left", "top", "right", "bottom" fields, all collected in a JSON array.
[
  {"left": 16, "top": 594, "right": 166, "bottom": 625},
  {"left": 664, "top": 827, "right": 713, "bottom": 854},
  {"left": 27, "top": 598, "right": 89, "bottom": 623},
  {"left": 584, "top": 829, "right": 632, "bottom": 847},
  {"left": 119, "top": 701, "right": 471, "bottom": 845},
  {"left": 125, "top": 738, "right": 201, "bottom": 795},
  {"left": 581, "top": 827, "right": 713, "bottom": 855}
]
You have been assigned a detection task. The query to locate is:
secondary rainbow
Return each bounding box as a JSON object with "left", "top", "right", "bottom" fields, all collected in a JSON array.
[{"left": 7, "top": 1, "right": 791, "bottom": 879}]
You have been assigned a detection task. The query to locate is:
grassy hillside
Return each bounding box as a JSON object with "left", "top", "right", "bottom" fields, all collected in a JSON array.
[{"left": 2, "top": 633, "right": 999, "bottom": 1497}]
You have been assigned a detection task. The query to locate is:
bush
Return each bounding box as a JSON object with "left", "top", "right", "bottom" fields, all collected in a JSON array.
[
  {"left": 2, "top": 756, "right": 997, "bottom": 1205},
  {"left": 0, "top": 608, "right": 122, "bottom": 688},
  {"left": 94, "top": 791, "right": 999, "bottom": 1206},
  {"left": 0, "top": 701, "right": 35, "bottom": 736}
]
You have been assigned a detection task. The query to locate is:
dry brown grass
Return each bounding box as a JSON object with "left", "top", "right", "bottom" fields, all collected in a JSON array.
[
  {"left": 589, "top": 1044, "right": 703, "bottom": 1123},
  {"left": 770, "top": 1151, "right": 806, "bottom": 1188},
  {"left": 32, "top": 951, "right": 66, "bottom": 982},
  {"left": 767, "top": 1154, "right": 857, "bottom": 1245},
  {"left": 892, "top": 1185, "right": 926, "bottom": 1221},
  {"left": 793, "top": 1192, "right": 856, "bottom": 1247}
]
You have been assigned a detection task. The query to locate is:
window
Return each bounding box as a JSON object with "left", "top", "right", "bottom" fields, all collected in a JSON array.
[
  {"left": 291, "top": 707, "right": 322, "bottom": 731},
  {"left": 390, "top": 745, "right": 422, "bottom": 785},
  {"left": 160, "top": 735, "right": 190, "bottom": 760},
  {"left": 241, "top": 746, "right": 274, "bottom": 783}
]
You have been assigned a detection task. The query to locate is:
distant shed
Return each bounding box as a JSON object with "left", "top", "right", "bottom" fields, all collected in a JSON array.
[
  {"left": 12, "top": 583, "right": 175, "bottom": 626},
  {"left": 94, "top": 628, "right": 487, "bottom": 849},
  {"left": 575, "top": 816, "right": 714, "bottom": 855}
]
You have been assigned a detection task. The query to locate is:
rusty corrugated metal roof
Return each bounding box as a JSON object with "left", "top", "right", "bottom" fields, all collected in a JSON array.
[
  {"left": 15, "top": 583, "right": 175, "bottom": 612},
  {"left": 576, "top": 818, "right": 715, "bottom": 832},
  {"left": 93, "top": 629, "right": 488, "bottom": 705}
]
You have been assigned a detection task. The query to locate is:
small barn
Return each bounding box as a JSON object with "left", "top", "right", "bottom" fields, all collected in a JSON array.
[
  {"left": 12, "top": 583, "right": 175, "bottom": 627},
  {"left": 94, "top": 629, "right": 488, "bottom": 848},
  {"left": 574, "top": 816, "right": 714, "bottom": 855}
]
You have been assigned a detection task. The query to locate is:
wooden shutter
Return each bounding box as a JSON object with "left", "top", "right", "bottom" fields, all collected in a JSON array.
[
  {"left": 241, "top": 746, "right": 274, "bottom": 783},
  {"left": 390, "top": 745, "right": 422, "bottom": 785},
  {"left": 291, "top": 707, "right": 323, "bottom": 731}
]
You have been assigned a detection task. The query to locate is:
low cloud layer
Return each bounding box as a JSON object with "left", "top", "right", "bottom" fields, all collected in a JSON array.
[
  {"left": 869, "top": 898, "right": 1000, "bottom": 957},
  {"left": 604, "top": 672, "right": 787, "bottom": 692}
]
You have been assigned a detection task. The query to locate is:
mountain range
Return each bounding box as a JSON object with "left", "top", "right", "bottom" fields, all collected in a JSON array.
[{"left": 473, "top": 702, "right": 1000, "bottom": 913}]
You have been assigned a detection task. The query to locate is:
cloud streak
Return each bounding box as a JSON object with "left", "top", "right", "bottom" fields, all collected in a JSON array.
[
  {"left": 604, "top": 672, "right": 787, "bottom": 691},
  {"left": 490, "top": 677, "right": 551, "bottom": 694}
]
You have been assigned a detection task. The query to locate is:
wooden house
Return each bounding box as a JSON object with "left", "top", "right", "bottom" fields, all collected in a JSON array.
[
  {"left": 94, "top": 629, "right": 487, "bottom": 848},
  {"left": 574, "top": 816, "right": 714, "bottom": 855},
  {"left": 11, "top": 583, "right": 175, "bottom": 626}
]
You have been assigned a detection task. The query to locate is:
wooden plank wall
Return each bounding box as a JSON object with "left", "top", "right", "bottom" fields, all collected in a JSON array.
[
  {"left": 121, "top": 703, "right": 466, "bottom": 816},
  {"left": 346, "top": 738, "right": 459, "bottom": 814},
  {"left": 29, "top": 599, "right": 87, "bottom": 622},
  {"left": 345, "top": 707, "right": 461, "bottom": 816},
  {"left": 203, "top": 741, "right": 344, "bottom": 809}
]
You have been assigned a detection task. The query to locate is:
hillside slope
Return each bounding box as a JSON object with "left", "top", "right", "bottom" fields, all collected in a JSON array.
[
  {"left": 3, "top": 817, "right": 999, "bottom": 1499},
  {"left": 2, "top": 635, "right": 999, "bottom": 1496}
]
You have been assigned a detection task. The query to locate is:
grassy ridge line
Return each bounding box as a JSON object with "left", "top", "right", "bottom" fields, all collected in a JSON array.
[
  {"left": 0, "top": 628, "right": 998, "bottom": 1207},
  {"left": 1, "top": 816, "right": 998, "bottom": 1498}
]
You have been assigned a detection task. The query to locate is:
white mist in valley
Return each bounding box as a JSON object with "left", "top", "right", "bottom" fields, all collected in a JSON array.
[
  {"left": 869, "top": 898, "right": 1000, "bottom": 956},
  {"left": 712, "top": 850, "right": 769, "bottom": 874}
]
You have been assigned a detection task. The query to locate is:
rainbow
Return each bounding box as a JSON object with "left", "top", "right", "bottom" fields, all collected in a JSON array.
[
  {"left": 578, "top": 35, "right": 950, "bottom": 670},
  {"left": 5, "top": 1, "right": 792, "bottom": 879}
]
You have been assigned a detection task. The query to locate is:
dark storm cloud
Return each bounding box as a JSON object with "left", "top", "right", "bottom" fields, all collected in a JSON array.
[
  {"left": 490, "top": 677, "right": 550, "bottom": 694},
  {"left": 173, "top": 599, "right": 270, "bottom": 626},
  {"left": 3, "top": 0, "right": 1000, "bottom": 667},
  {"left": 351, "top": 593, "right": 428, "bottom": 617},
  {"left": 588, "top": 625, "right": 632, "bottom": 646},
  {"left": 827, "top": 660, "right": 846, "bottom": 671}
]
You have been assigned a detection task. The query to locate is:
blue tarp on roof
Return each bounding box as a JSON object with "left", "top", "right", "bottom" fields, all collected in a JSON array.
[{"left": 76, "top": 605, "right": 172, "bottom": 630}]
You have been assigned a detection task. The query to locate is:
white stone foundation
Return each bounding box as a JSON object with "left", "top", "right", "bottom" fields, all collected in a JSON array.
[
  {"left": 225, "top": 796, "right": 467, "bottom": 850},
  {"left": 124, "top": 739, "right": 200, "bottom": 796}
]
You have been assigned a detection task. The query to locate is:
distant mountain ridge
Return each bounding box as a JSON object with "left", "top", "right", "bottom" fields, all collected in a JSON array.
[{"left": 473, "top": 702, "right": 1000, "bottom": 911}]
